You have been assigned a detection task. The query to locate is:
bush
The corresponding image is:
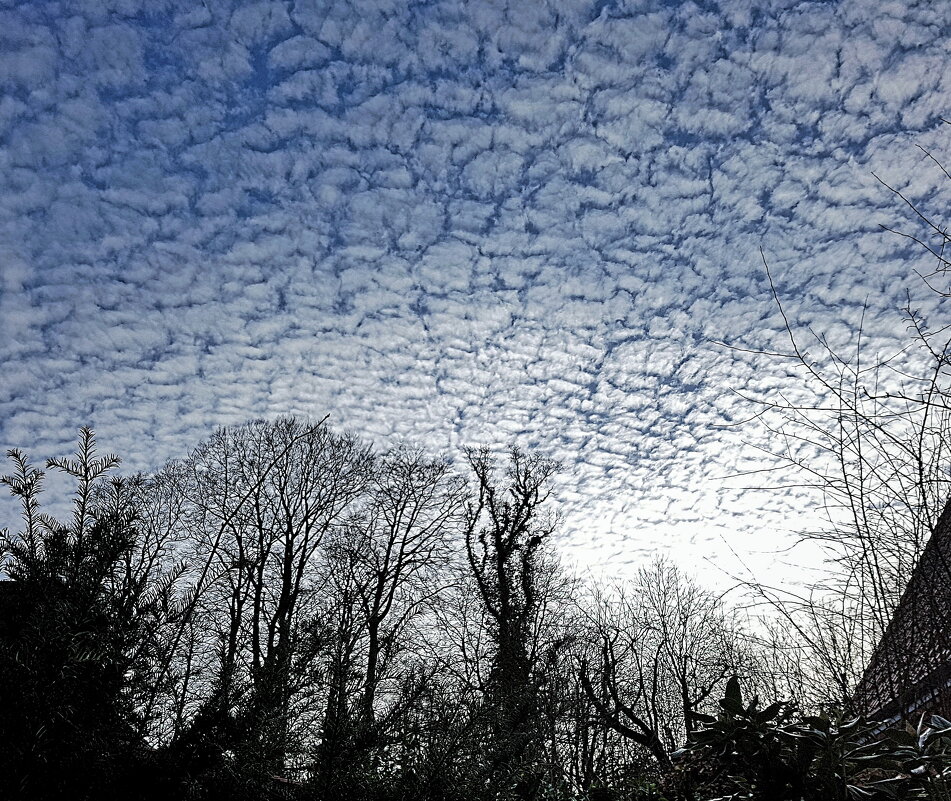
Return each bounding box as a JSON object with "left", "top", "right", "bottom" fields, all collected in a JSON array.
[{"left": 677, "top": 677, "right": 951, "bottom": 800}]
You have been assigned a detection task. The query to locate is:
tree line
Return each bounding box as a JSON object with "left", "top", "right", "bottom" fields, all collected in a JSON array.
[{"left": 1, "top": 418, "right": 818, "bottom": 801}]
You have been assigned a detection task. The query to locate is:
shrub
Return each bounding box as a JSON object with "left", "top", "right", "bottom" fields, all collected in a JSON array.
[{"left": 678, "top": 677, "right": 951, "bottom": 800}]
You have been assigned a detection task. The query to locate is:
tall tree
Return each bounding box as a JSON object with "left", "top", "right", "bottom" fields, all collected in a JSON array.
[
  {"left": 313, "top": 446, "right": 464, "bottom": 796},
  {"left": 155, "top": 417, "right": 374, "bottom": 778},
  {"left": 463, "top": 446, "right": 562, "bottom": 796},
  {"left": 0, "top": 430, "right": 162, "bottom": 799}
]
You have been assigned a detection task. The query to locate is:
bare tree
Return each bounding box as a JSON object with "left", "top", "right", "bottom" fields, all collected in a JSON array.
[
  {"left": 580, "top": 559, "right": 748, "bottom": 770},
  {"left": 313, "top": 446, "right": 465, "bottom": 793},
  {"left": 725, "top": 142, "right": 951, "bottom": 710},
  {"left": 730, "top": 274, "right": 951, "bottom": 703},
  {"left": 349, "top": 447, "right": 465, "bottom": 727},
  {"left": 159, "top": 417, "right": 373, "bottom": 773}
]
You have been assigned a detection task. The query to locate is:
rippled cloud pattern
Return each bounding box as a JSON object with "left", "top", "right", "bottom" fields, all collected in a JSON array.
[{"left": 3, "top": 0, "right": 950, "bottom": 581}]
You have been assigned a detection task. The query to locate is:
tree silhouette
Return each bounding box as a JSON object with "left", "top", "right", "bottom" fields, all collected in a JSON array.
[
  {"left": 463, "top": 446, "right": 563, "bottom": 797},
  {"left": 0, "top": 430, "right": 141, "bottom": 799}
]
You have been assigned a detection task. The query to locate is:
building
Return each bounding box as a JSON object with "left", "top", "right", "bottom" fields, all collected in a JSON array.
[{"left": 853, "top": 497, "right": 951, "bottom": 724}]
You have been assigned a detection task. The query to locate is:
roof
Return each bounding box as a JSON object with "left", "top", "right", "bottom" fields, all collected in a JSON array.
[{"left": 853, "top": 496, "right": 951, "bottom": 722}]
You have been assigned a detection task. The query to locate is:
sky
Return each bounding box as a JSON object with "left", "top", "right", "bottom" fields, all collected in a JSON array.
[{"left": 2, "top": 0, "right": 950, "bottom": 588}]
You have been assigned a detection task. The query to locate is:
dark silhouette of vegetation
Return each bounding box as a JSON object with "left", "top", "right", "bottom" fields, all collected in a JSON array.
[
  {"left": 0, "top": 432, "right": 169, "bottom": 799},
  {"left": 1, "top": 423, "right": 743, "bottom": 800},
  {"left": 3, "top": 413, "right": 950, "bottom": 800},
  {"left": 463, "top": 446, "right": 562, "bottom": 795},
  {"left": 678, "top": 677, "right": 951, "bottom": 800}
]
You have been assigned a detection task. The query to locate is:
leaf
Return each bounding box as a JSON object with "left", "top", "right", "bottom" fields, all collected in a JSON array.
[
  {"left": 802, "top": 715, "right": 831, "bottom": 734},
  {"left": 721, "top": 675, "right": 743, "bottom": 713},
  {"left": 756, "top": 702, "right": 783, "bottom": 723}
]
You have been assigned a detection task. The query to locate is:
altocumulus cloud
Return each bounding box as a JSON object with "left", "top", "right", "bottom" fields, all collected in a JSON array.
[{"left": 1, "top": 0, "right": 950, "bottom": 584}]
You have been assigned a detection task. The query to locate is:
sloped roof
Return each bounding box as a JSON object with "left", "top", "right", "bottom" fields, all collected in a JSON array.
[{"left": 854, "top": 497, "right": 951, "bottom": 722}]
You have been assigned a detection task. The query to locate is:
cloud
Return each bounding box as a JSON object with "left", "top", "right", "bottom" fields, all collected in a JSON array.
[{"left": 1, "top": 0, "right": 950, "bottom": 588}]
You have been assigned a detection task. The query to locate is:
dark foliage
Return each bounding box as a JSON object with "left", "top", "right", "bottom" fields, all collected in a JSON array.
[
  {"left": 678, "top": 676, "right": 951, "bottom": 801},
  {"left": 3, "top": 426, "right": 947, "bottom": 801},
  {"left": 0, "top": 436, "right": 143, "bottom": 799}
]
